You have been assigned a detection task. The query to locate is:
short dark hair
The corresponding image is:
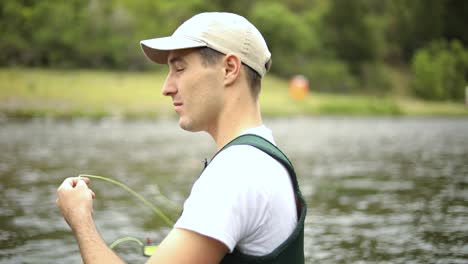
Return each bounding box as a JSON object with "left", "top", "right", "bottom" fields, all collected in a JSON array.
[{"left": 197, "top": 47, "right": 261, "bottom": 100}]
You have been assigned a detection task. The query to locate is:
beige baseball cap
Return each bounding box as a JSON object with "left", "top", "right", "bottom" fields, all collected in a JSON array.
[{"left": 140, "top": 12, "right": 272, "bottom": 77}]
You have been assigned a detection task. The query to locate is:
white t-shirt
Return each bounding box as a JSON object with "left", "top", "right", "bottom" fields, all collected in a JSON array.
[{"left": 174, "top": 125, "right": 297, "bottom": 256}]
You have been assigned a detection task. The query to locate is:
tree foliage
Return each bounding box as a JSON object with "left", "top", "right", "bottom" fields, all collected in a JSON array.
[
  {"left": 411, "top": 40, "right": 468, "bottom": 101},
  {"left": 1, "top": 0, "right": 467, "bottom": 100},
  {"left": 323, "top": 0, "right": 377, "bottom": 75}
]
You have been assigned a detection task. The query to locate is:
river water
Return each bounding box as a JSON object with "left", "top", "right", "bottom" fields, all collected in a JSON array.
[{"left": 0, "top": 117, "right": 467, "bottom": 264}]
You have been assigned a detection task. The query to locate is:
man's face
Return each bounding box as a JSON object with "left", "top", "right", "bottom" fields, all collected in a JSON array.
[{"left": 162, "top": 49, "right": 224, "bottom": 133}]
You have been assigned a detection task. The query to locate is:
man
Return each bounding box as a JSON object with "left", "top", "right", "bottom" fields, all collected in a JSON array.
[{"left": 57, "top": 12, "right": 305, "bottom": 263}]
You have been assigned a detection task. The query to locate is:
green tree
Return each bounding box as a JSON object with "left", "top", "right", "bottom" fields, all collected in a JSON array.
[
  {"left": 249, "top": 2, "right": 318, "bottom": 77},
  {"left": 443, "top": 0, "right": 468, "bottom": 46},
  {"left": 386, "top": 0, "right": 445, "bottom": 63},
  {"left": 411, "top": 40, "right": 468, "bottom": 101},
  {"left": 322, "top": 0, "right": 377, "bottom": 75}
]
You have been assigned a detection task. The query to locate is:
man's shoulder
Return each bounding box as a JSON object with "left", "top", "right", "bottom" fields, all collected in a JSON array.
[
  {"left": 213, "top": 143, "right": 278, "bottom": 166},
  {"left": 203, "top": 144, "right": 287, "bottom": 183}
]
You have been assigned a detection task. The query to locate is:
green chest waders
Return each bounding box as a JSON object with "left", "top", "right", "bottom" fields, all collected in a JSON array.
[{"left": 208, "top": 134, "right": 307, "bottom": 264}]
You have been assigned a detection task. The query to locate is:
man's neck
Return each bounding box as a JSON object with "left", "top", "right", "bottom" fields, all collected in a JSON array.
[{"left": 208, "top": 100, "right": 262, "bottom": 151}]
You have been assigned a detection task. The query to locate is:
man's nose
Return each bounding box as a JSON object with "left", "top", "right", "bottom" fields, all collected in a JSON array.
[{"left": 162, "top": 76, "right": 177, "bottom": 96}]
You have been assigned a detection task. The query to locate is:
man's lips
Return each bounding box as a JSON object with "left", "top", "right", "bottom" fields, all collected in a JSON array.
[{"left": 173, "top": 102, "right": 183, "bottom": 112}]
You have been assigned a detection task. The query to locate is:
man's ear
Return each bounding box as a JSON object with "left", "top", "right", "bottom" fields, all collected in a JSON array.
[{"left": 223, "top": 54, "right": 241, "bottom": 86}]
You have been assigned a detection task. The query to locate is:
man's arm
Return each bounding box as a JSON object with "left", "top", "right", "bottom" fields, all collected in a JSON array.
[
  {"left": 56, "top": 177, "right": 228, "bottom": 264},
  {"left": 56, "top": 177, "right": 125, "bottom": 263},
  {"left": 148, "top": 228, "right": 228, "bottom": 264},
  {"left": 72, "top": 214, "right": 126, "bottom": 263}
]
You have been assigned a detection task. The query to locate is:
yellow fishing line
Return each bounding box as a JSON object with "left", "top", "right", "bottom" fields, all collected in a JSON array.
[
  {"left": 109, "top": 236, "right": 144, "bottom": 249},
  {"left": 79, "top": 174, "right": 175, "bottom": 226}
]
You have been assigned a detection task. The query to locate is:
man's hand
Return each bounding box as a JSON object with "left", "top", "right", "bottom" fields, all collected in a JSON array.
[
  {"left": 56, "top": 177, "right": 126, "bottom": 263},
  {"left": 56, "top": 176, "right": 95, "bottom": 231}
]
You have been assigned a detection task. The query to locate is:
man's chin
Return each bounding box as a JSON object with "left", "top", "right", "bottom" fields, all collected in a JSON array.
[{"left": 178, "top": 118, "right": 200, "bottom": 132}]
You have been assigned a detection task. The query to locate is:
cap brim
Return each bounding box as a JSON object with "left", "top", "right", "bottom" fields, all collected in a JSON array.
[{"left": 140, "top": 36, "right": 207, "bottom": 64}]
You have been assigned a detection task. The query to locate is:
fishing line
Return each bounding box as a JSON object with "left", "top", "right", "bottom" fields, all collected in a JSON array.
[
  {"left": 109, "top": 236, "right": 144, "bottom": 249},
  {"left": 108, "top": 236, "right": 157, "bottom": 257},
  {"left": 79, "top": 174, "right": 175, "bottom": 226},
  {"left": 152, "top": 183, "right": 182, "bottom": 211}
]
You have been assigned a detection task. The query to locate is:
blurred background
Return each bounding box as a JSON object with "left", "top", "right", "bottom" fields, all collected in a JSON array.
[
  {"left": 1, "top": 1, "right": 468, "bottom": 263},
  {"left": 1, "top": 0, "right": 468, "bottom": 116}
]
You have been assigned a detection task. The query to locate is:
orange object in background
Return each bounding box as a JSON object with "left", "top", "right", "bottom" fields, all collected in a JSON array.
[{"left": 289, "top": 75, "right": 309, "bottom": 100}]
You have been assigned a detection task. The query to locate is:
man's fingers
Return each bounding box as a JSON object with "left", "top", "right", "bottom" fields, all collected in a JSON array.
[
  {"left": 57, "top": 177, "right": 93, "bottom": 200},
  {"left": 76, "top": 180, "right": 96, "bottom": 199},
  {"left": 78, "top": 176, "right": 91, "bottom": 185},
  {"left": 57, "top": 177, "right": 75, "bottom": 192},
  {"left": 76, "top": 179, "right": 89, "bottom": 189},
  {"left": 73, "top": 177, "right": 91, "bottom": 187},
  {"left": 90, "top": 189, "right": 96, "bottom": 199},
  {"left": 57, "top": 176, "right": 91, "bottom": 191}
]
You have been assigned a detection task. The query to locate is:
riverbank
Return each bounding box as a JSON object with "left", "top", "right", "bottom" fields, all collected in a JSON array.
[{"left": 1, "top": 68, "right": 467, "bottom": 119}]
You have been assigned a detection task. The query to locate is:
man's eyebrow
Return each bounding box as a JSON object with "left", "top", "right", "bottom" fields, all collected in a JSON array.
[{"left": 168, "top": 56, "right": 186, "bottom": 65}]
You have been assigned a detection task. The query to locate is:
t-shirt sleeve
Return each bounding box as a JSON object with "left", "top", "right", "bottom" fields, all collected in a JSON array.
[{"left": 174, "top": 146, "right": 271, "bottom": 252}]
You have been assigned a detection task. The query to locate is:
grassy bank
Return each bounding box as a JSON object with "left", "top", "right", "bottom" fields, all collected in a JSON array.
[{"left": 1, "top": 68, "right": 467, "bottom": 119}]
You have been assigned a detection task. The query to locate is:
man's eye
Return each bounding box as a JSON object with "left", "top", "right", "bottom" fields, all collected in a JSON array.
[{"left": 176, "top": 68, "right": 185, "bottom": 72}]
